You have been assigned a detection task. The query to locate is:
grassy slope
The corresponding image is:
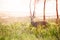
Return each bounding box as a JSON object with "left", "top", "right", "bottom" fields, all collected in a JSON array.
[
  {"left": 0, "top": 22, "right": 60, "bottom": 40},
  {"left": 0, "top": 17, "right": 60, "bottom": 40}
]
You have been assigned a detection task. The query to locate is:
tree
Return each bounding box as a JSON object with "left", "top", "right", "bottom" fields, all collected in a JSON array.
[
  {"left": 43, "top": 0, "right": 46, "bottom": 21},
  {"left": 56, "top": 0, "right": 59, "bottom": 23}
]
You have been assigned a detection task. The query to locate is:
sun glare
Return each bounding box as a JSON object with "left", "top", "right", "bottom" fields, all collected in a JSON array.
[{"left": 0, "top": 0, "right": 60, "bottom": 17}]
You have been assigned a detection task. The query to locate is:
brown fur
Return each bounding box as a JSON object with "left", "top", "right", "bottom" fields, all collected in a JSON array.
[{"left": 31, "top": 20, "right": 47, "bottom": 27}]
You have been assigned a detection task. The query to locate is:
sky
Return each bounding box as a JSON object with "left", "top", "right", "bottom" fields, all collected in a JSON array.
[{"left": 0, "top": 0, "right": 60, "bottom": 17}]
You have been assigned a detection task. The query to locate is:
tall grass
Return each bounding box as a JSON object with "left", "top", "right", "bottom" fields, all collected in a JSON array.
[{"left": 0, "top": 22, "right": 60, "bottom": 40}]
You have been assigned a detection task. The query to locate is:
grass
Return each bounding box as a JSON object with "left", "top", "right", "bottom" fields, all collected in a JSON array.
[{"left": 0, "top": 21, "right": 60, "bottom": 40}]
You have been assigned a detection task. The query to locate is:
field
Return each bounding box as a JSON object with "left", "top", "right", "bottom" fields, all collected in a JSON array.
[{"left": 0, "top": 17, "right": 60, "bottom": 40}]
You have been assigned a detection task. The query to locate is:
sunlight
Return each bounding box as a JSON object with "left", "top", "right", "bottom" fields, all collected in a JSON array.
[{"left": 0, "top": 0, "right": 60, "bottom": 17}]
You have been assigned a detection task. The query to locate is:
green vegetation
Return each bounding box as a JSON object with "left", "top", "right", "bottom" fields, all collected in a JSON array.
[{"left": 0, "top": 22, "right": 60, "bottom": 40}]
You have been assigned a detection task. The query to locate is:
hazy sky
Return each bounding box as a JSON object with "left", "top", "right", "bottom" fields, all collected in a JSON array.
[{"left": 0, "top": 0, "right": 60, "bottom": 17}]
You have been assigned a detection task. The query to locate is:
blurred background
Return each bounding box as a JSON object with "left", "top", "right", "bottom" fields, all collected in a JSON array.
[{"left": 0, "top": 0, "right": 60, "bottom": 17}]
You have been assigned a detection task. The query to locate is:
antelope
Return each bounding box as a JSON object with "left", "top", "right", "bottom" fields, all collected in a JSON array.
[
  {"left": 30, "top": 17, "right": 48, "bottom": 27},
  {"left": 30, "top": 0, "right": 47, "bottom": 27}
]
